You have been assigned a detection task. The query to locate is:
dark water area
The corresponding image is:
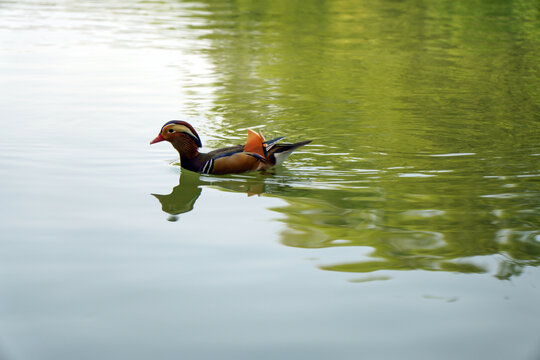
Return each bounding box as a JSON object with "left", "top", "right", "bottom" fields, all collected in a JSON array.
[{"left": 1, "top": 1, "right": 539, "bottom": 359}]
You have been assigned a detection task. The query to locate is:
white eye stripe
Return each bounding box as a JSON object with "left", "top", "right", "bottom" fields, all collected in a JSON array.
[{"left": 171, "top": 125, "right": 196, "bottom": 138}]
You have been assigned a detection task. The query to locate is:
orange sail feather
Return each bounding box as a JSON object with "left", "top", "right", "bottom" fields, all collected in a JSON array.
[{"left": 244, "top": 129, "right": 266, "bottom": 158}]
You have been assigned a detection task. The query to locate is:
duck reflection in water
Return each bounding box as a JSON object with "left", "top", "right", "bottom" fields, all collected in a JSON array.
[
  {"left": 152, "top": 171, "right": 203, "bottom": 221},
  {"left": 152, "top": 169, "right": 271, "bottom": 222}
]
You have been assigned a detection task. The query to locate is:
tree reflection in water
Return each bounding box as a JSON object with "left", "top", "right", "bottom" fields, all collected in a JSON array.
[{"left": 153, "top": 170, "right": 540, "bottom": 280}]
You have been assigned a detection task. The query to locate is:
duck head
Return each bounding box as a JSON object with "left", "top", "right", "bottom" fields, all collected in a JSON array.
[{"left": 150, "top": 120, "right": 202, "bottom": 159}]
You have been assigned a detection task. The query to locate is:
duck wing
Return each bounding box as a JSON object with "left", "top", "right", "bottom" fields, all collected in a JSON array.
[{"left": 206, "top": 144, "right": 244, "bottom": 157}]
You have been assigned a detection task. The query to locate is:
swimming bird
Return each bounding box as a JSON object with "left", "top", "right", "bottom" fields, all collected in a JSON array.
[{"left": 150, "top": 120, "right": 311, "bottom": 175}]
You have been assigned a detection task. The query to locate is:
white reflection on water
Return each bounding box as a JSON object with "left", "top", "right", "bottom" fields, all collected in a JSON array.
[{"left": 0, "top": 0, "right": 218, "bottom": 138}]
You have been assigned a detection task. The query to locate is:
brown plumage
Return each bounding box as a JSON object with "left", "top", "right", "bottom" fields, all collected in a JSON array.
[{"left": 150, "top": 120, "right": 311, "bottom": 175}]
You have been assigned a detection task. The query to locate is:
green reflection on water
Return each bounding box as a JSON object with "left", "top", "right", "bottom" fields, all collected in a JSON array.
[
  {"left": 155, "top": 0, "right": 539, "bottom": 280},
  {"left": 153, "top": 166, "right": 540, "bottom": 280}
]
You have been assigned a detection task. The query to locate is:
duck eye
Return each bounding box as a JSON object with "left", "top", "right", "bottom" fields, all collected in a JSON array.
[{"left": 168, "top": 129, "right": 174, "bottom": 133}]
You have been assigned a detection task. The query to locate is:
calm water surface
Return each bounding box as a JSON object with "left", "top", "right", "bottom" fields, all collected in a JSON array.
[{"left": 1, "top": 1, "right": 539, "bottom": 359}]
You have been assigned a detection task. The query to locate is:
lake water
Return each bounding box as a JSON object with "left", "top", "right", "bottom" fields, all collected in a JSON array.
[{"left": 1, "top": 0, "right": 539, "bottom": 359}]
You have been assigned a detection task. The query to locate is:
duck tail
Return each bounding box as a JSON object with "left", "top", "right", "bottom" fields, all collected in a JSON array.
[{"left": 269, "top": 140, "right": 312, "bottom": 166}]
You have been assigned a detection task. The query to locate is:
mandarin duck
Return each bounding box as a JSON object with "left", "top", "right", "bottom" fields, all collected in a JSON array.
[{"left": 150, "top": 120, "right": 311, "bottom": 175}]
